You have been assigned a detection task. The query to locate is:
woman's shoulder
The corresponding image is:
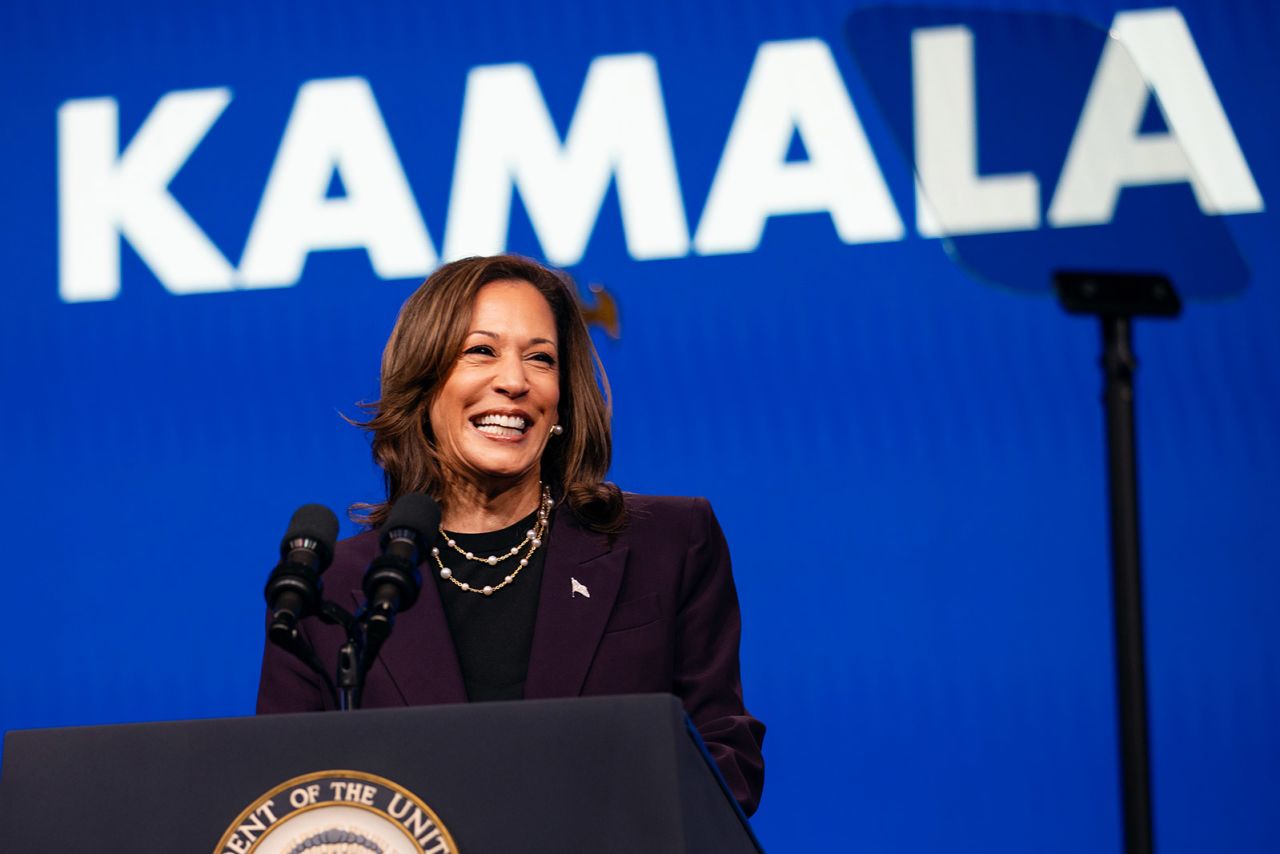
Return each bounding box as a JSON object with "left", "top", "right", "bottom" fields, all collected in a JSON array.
[
  {"left": 618, "top": 492, "right": 718, "bottom": 535},
  {"left": 613, "top": 493, "right": 731, "bottom": 577},
  {"left": 620, "top": 492, "right": 709, "bottom": 514}
]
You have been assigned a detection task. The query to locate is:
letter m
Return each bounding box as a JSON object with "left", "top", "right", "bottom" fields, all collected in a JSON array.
[{"left": 443, "top": 54, "right": 689, "bottom": 266}]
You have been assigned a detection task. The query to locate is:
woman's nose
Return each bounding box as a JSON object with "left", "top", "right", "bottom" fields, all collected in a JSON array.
[{"left": 492, "top": 354, "right": 530, "bottom": 397}]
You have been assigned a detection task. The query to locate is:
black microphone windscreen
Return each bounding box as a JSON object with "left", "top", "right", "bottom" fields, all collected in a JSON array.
[
  {"left": 280, "top": 503, "right": 340, "bottom": 564},
  {"left": 380, "top": 493, "right": 441, "bottom": 547}
]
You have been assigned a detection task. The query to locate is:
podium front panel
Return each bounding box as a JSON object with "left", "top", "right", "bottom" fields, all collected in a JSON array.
[{"left": 0, "top": 694, "right": 759, "bottom": 853}]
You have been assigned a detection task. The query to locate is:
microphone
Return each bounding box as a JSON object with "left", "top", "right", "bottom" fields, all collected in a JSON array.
[
  {"left": 265, "top": 504, "right": 339, "bottom": 647},
  {"left": 362, "top": 494, "right": 438, "bottom": 645}
]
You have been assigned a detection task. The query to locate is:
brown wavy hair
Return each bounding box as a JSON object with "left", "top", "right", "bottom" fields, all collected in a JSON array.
[{"left": 352, "top": 255, "right": 626, "bottom": 533}]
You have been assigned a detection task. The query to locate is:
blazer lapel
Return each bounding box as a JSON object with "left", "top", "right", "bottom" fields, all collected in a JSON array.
[
  {"left": 349, "top": 571, "right": 467, "bottom": 706},
  {"left": 524, "top": 509, "right": 628, "bottom": 699}
]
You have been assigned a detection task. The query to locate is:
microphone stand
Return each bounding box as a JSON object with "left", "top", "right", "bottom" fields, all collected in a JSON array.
[
  {"left": 317, "top": 602, "right": 371, "bottom": 711},
  {"left": 1054, "top": 271, "right": 1181, "bottom": 854},
  {"left": 268, "top": 592, "right": 378, "bottom": 711},
  {"left": 281, "top": 559, "right": 426, "bottom": 711}
]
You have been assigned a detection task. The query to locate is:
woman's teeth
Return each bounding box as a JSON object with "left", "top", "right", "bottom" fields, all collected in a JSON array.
[
  {"left": 474, "top": 414, "right": 528, "bottom": 437},
  {"left": 476, "top": 424, "right": 523, "bottom": 437}
]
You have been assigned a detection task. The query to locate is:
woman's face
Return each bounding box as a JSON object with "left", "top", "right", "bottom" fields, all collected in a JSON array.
[{"left": 428, "top": 279, "right": 561, "bottom": 492}]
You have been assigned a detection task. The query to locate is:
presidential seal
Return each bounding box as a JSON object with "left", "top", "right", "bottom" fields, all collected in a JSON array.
[{"left": 214, "top": 770, "right": 459, "bottom": 854}]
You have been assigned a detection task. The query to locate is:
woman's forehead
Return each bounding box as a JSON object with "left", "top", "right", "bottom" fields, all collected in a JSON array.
[{"left": 467, "top": 279, "right": 558, "bottom": 342}]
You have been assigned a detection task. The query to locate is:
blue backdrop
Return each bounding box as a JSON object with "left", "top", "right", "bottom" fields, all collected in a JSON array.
[{"left": 2, "top": 1, "right": 1276, "bottom": 851}]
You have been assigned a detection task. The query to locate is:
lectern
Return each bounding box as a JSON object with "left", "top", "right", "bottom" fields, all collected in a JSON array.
[{"left": 0, "top": 693, "right": 761, "bottom": 853}]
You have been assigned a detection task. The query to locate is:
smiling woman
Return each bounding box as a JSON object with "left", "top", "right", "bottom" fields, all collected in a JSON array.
[
  {"left": 256, "top": 255, "right": 765, "bottom": 816},
  {"left": 354, "top": 255, "right": 622, "bottom": 534}
]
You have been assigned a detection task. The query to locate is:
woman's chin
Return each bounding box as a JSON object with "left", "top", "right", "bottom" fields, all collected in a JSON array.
[{"left": 460, "top": 453, "right": 540, "bottom": 485}]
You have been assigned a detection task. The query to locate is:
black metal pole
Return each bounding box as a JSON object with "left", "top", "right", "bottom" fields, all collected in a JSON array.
[
  {"left": 1056, "top": 271, "right": 1176, "bottom": 854},
  {"left": 1100, "top": 314, "right": 1155, "bottom": 854}
]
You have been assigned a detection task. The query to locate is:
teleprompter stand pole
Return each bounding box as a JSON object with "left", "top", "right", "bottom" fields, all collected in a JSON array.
[
  {"left": 1054, "top": 271, "right": 1181, "bottom": 854},
  {"left": 1101, "top": 312, "right": 1155, "bottom": 854}
]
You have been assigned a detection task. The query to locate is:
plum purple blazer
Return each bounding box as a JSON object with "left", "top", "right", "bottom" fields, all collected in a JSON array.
[{"left": 257, "top": 494, "right": 765, "bottom": 815}]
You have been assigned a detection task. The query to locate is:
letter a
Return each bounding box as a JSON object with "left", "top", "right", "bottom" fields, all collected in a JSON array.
[
  {"left": 694, "top": 40, "right": 903, "bottom": 254},
  {"left": 238, "top": 77, "right": 436, "bottom": 287},
  {"left": 1049, "top": 7, "right": 1262, "bottom": 226}
]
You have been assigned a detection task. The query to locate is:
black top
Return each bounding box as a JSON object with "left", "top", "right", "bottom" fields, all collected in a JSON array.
[{"left": 431, "top": 508, "right": 548, "bottom": 702}]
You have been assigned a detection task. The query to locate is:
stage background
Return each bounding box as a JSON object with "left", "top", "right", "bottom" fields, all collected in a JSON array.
[{"left": 2, "top": 1, "right": 1276, "bottom": 851}]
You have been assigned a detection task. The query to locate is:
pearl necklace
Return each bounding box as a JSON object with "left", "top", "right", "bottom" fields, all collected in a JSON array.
[{"left": 433, "top": 485, "right": 553, "bottom": 597}]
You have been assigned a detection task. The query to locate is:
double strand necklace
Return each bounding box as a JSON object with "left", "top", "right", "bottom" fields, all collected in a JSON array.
[{"left": 433, "top": 484, "right": 553, "bottom": 597}]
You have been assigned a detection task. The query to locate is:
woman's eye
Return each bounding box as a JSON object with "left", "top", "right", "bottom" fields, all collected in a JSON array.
[
  {"left": 530, "top": 352, "right": 557, "bottom": 365},
  {"left": 464, "top": 345, "right": 495, "bottom": 357}
]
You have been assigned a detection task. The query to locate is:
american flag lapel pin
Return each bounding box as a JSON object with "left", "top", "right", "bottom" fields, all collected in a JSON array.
[{"left": 571, "top": 577, "right": 590, "bottom": 598}]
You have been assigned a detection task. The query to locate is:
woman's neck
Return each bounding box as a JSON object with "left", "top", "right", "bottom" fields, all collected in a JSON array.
[{"left": 440, "top": 476, "right": 543, "bottom": 533}]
